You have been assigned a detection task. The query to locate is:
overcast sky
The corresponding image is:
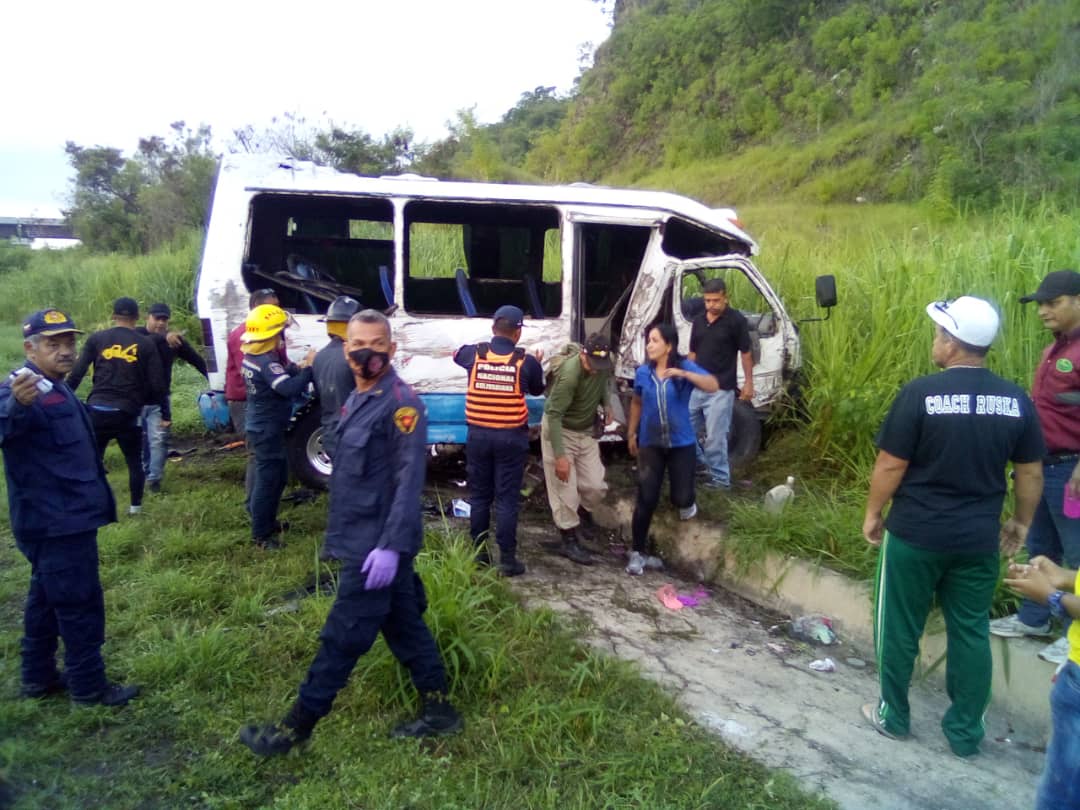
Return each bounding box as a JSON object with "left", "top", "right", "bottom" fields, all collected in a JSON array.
[{"left": 0, "top": 0, "right": 612, "bottom": 218}]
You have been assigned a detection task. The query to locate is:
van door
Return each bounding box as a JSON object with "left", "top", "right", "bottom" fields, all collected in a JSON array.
[{"left": 669, "top": 256, "right": 797, "bottom": 408}]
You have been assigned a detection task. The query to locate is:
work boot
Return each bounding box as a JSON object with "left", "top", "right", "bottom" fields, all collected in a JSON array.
[
  {"left": 390, "top": 692, "right": 464, "bottom": 738},
  {"left": 20, "top": 673, "right": 67, "bottom": 700},
  {"left": 498, "top": 550, "right": 526, "bottom": 577},
  {"left": 474, "top": 543, "right": 492, "bottom": 567},
  {"left": 254, "top": 533, "right": 284, "bottom": 550},
  {"left": 559, "top": 529, "right": 594, "bottom": 566},
  {"left": 239, "top": 700, "right": 318, "bottom": 757},
  {"left": 72, "top": 682, "right": 141, "bottom": 707}
]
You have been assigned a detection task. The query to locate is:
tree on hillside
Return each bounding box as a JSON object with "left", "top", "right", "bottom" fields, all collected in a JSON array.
[{"left": 65, "top": 123, "right": 218, "bottom": 253}]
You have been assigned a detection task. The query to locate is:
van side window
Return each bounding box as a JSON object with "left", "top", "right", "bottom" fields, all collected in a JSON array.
[
  {"left": 244, "top": 194, "right": 394, "bottom": 314},
  {"left": 404, "top": 201, "right": 562, "bottom": 318}
]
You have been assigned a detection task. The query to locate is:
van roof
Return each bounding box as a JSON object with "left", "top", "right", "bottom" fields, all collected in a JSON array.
[{"left": 221, "top": 154, "right": 758, "bottom": 255}]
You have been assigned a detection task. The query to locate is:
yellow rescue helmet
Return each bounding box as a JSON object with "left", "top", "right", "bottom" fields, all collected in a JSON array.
[{"left": 242, "top": 304, "right": 289, "bottom": 342}]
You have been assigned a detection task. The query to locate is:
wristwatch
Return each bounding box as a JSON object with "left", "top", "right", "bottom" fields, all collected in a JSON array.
[{"left": 1048, "top": 590, "right": 1068, "bottom": 620}]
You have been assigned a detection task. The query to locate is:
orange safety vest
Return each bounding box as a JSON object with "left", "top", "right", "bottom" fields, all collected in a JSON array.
[{"left": 465, "top": 343, "right": 528, "bottom": 429}]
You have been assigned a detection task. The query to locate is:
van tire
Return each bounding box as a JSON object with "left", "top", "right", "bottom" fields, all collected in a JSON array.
[
  {"left": 287, "top": 408, "right": 332, "bottom": 490},
  {"left": 728, "top": 399, "right": 762, "bottom": 468}
]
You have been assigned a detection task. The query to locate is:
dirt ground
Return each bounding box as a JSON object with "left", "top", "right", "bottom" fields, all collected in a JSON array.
[{"left": 491, "top": 517, "right": 1046, "bottom": 810}]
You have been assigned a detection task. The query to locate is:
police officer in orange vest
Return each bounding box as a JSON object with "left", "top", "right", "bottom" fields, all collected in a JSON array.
[{"left": 454, "top": 305, "right": 544, "bottom": 576}]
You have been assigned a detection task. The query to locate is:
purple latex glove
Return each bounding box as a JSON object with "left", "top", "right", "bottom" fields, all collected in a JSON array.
[{"left": 362, "top": 548, "right": 399, "bottom": 590}]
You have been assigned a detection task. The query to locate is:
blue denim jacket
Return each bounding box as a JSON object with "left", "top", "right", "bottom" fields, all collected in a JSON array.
[
  {"left": 0, "top": 362, "right": 116, "bottom": 541},
  {"left": 323, "top": 369, "right": 427, "bottom": 563}
]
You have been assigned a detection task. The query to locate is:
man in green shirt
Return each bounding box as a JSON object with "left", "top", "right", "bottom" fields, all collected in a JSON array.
[{"left": 541, "top": 333, "right": 615, "bottom": 564}]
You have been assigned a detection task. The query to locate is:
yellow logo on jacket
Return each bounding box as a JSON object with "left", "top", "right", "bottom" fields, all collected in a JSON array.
[
  {"left": 102, "top": 343, "right": 139, "bottom": 363},
  {"left": 393, "top": 406, "right": 419, "bottom": 434}
]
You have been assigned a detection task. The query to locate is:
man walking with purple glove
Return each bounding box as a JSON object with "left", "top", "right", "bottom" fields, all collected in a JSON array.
[{"left": 240, "top": 310, "right": 462, "bottom": 755}]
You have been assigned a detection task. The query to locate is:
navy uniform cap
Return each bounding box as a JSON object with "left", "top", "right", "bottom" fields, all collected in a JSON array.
[
  {"left": 22, "top": 309, "right": 83, "bottom": 338},
  {"left": 493, "top": 305, "right": 524, "bottom": 327}
]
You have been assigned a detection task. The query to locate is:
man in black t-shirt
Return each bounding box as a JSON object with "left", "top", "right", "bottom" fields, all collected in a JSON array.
[
  {"left": 688, "top": 278, "right": 753, "bottom": 489},
  {"left": 860, "top": 296, "right": 1045, "bottom": 758},
  {"left": 68, "top": 297, "right": 166, "bottom": 515}
]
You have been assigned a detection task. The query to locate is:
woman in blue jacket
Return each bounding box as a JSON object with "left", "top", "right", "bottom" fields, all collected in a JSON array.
[{"left": 626, "top": 322, "right": 718, "bottom": 575}]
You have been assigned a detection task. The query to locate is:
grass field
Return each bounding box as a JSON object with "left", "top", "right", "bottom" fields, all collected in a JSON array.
[{"left": 0, "top": 365, "right": 835, "bottom": 809}]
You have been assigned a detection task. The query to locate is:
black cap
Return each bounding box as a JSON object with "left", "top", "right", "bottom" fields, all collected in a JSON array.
[
  {"left": 22, "top": 309, "right": 82, "bottom": 338},
  {"left": 583, "top": 332, "right": 614, "bottom": 370},
  {"left": 493, "top": 305, "right": 524, "bottom": 327},
  {"left": 148, "top": 302, "right": 171, "bottom": 318},
  {"left": 1020, "top": 270, "right": 1080, "bottom": 304},
  {"left": 113, "top": 297, "right": 139, "bottom": 317}
]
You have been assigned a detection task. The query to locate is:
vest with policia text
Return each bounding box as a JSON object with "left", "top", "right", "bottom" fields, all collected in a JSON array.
[{"left": 465, "top": 343, "right": 528, "bottom": 428}]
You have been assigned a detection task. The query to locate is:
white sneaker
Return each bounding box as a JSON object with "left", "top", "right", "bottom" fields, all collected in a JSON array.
[
  {"left": 1038, "top": 637, "right": 1070, "bottom": 665},
  {"left": 678, "top": 503, "right": 698, "bottom": 520},
  {"left": 128, "top": 505, "right": 142, "bottom": 515},
  {"left": 988, "top": 614, "right": 1051, "bottom": 638},
  {"left": 625, "top": 551, "right": 646, "bottom": 576},
  {"left": 644, "top": 555, "right": 664, "bottom": 571}
]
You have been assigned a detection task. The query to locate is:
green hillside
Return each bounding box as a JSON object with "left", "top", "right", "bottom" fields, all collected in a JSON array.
[{"left": 517, "top": 0, "right": 1080, "bottom": 208}]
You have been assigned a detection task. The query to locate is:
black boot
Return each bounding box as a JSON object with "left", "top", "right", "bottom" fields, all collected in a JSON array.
[
  {"left": 239, "top": 700, "right": 318, "bottom": 756},
  {"left": 559, "top": 528, "right": 594, "bottom": 565},
  {"left": 390, "top": 692, "right": 464, "bottom": 738},
  {"left": 474, "top": 542, "right": 492, "bottom": 567},
  {"left": 498, "top": 550, "right": 526, "bottom": 577}
]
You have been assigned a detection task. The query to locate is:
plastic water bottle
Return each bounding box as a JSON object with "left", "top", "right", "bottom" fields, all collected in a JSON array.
[{"left": 764, "top": 476, "right": 796, "bottom": 515}]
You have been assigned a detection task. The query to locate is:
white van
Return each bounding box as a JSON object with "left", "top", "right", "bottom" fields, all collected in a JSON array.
[{"left": 195, "top": 155, "right": 834, "bottom": 486}]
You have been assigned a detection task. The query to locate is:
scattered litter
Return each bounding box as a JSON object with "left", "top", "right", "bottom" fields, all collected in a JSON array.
[
  {"left": 452, "top": 479, "right": 468, "bottom": 488},
  {"left": 809, "top": 657, "right": 837, "bottom": 672},
  {"left": 745, "top": 648, "right": 757, "bottom": 656},
  {"left": 266, "top": 601, "right": 300, "bottom": 617},
  {"left": 729, "top": 641, "right": 741, "bottom": 649},
  {"left": 217, "top": 440, "right": 245, "bottom": 451},
  {"left": 700, "top": 712, "right": 752, "bottom": 738},
  {"left": 656, "top": 584, "right": 684, "bottom": 611},
  {"left": 677, "top": 594, "right": 700, "bottom": 607},
  {"left": 167, "top": 447, "right": 197, "bottom": 458},
  {"left": 766, "top": 642, "right": 787, "bottom": 655},
  {"left": 451, "top": 499, "right": 471, "bottom": 518},
  {"left": 845, "top": 657, "right": 867, "bottom": 669},
  {"left": 789, "top": 614, "right": 837, "bottom": 645},
  {"left": 764, "top": 475, "right": 796, "bottom": 514}
]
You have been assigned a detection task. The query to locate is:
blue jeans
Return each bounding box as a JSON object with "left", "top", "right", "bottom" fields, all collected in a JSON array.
[
  {"left": 689, "top": 388, "right": 735, "bottom": 487},
  {"left": 16, "top": 532, "right": 108, "bottom": 700},
  {"left": 1018, "top": 460, "right": 1080, "bottom": 628},
  {"left": 141, "top": 402, "right": 171, "bottom": 484},
  {"left": 248, "top": 429, "right": 289, "bottom": 540},
  {"left": 1036, "top": 660, "right": 1080, "bottom": 809}
]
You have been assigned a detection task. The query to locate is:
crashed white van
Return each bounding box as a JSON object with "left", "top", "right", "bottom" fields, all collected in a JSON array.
[{"left": 195, "top": 155, "right": 834, "bottom": 487}]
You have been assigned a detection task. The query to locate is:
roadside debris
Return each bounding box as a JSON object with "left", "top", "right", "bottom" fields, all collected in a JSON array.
[
  {"left": 809, "top": 657, "right": 837, "bottom": 672},
  {"left": 451, "top": 499, "right": 471, "bottom": 518},
  {"left": 788, "top": 614, "right": 837, "bottom": 645},
  {"left": 763, "top": 475, "right": 796, "bottom": 514}
]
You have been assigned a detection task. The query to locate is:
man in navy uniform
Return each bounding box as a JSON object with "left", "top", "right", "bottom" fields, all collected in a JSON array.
[
  {"left": 454, "top": 304, "right": 544, "bottom": 575},
  {"left": 241, "top": 304, "right": 314, "bottom": 549},
  {"left": 0, "top": 309, "right": 139, "bottom": 706},
  {"left": 239, "top": 310, "right": 462, "bottom": 755},
  {"left": 312, "top": 295, "right": 361, "bottom": 461}
]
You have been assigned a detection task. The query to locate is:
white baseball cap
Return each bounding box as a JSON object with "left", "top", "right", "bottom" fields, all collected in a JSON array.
[{"left": 925, "top": 296, "right": 1000, "bottom": 348}]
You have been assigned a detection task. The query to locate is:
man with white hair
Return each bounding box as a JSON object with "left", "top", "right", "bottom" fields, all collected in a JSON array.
[{"left": 860, "top": 296, "right": 1045, "bottom": 757}]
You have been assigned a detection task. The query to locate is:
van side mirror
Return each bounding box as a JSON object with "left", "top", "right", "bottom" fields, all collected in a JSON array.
[
  {"left": 799, "top": 274, "right": 838, "bottom": 324},
  {"left": 815, "top": 274, "right": 837, "bottom": 308}
]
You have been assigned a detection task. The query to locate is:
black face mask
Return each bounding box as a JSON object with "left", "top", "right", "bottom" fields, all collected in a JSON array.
[{"left": 348, "top": 348, "right": 390, "bottom": 379}]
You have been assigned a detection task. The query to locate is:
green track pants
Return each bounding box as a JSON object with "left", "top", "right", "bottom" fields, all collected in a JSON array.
[{"left": 871, "top": 531, "right": 999, "bottom": 756}]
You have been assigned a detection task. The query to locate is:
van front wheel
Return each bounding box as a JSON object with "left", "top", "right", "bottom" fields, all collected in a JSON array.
[
  {"left": 727, "top": 399, "right": 762, "bottom": 468},
  {"left": 287, "top": 408, "right": 332, "bottom": 490}
]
